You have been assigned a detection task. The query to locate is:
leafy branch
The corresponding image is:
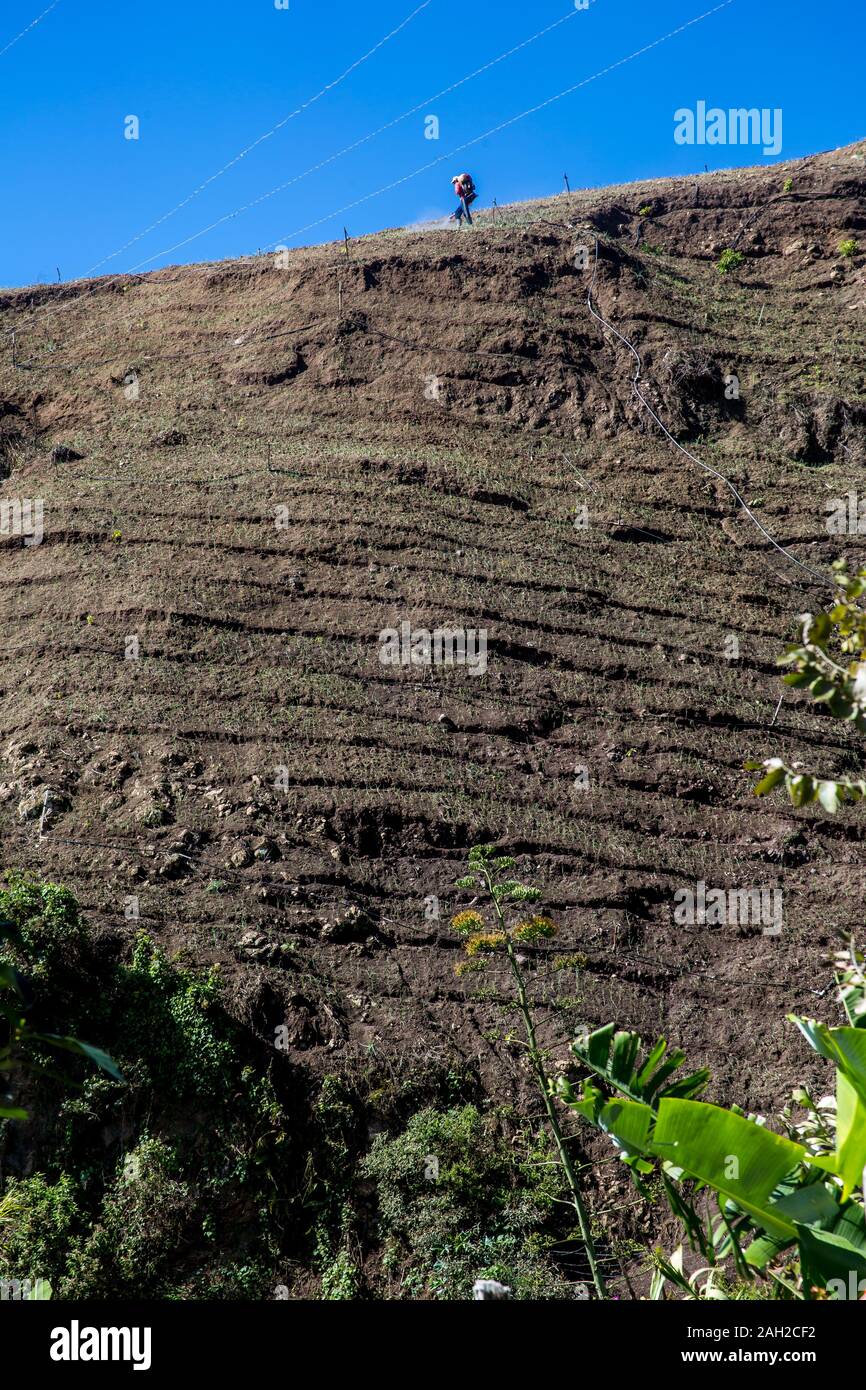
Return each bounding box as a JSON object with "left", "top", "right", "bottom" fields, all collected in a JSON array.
[{"left": 748, "top": 561, "right": 866, "bottom": 812}]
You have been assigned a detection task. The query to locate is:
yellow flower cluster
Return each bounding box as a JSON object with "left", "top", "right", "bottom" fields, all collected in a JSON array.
[
  {"left": 451, "top": 910, "right": 485, "bottom": 936},
  {"left": 512, "top": 915, "right": 557, "bottom": 943},
  {"left": 465, "top": 932, "right": 507, "bottom": 956}
]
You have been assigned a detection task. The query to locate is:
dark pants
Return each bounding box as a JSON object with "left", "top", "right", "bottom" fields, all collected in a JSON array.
[{"left": 455, "top": 197, "right": 473, "bottom": 226}]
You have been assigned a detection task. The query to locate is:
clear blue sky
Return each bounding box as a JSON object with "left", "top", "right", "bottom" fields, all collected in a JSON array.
[{"left": 1, "top": 0, "right": 862, "bottom": 287}]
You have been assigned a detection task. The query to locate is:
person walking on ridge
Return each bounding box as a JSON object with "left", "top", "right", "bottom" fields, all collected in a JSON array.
[{"left": 451, "top": 173, "right": 477, "bottom": 226}]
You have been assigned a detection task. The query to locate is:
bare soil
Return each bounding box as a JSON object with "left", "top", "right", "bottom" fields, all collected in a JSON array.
[{"left": 1, "top": 142, "right": 865, "bottom": 1269}]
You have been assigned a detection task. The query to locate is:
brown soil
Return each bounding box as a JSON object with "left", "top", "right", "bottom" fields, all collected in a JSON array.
[{"left": 1, "top": 142, "right": 865, "bottom": 1259}]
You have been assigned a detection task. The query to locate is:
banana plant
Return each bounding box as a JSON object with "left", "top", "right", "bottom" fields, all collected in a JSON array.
[
  {"left": 557, "top": 956, "right": 866, "bottom": 1298},
  {"left": 650, "top": 1246, "right": 732, "bottom": 1301}
]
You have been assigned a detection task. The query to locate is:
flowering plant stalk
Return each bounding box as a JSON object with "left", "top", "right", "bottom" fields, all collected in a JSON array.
[{"left": 452, "top": 844, "right": 606, "bottom": 1299}]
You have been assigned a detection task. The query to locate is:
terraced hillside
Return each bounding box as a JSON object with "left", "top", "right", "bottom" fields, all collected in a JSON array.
[{"left": 1, "top": 144, "right": 865, "bottom": 1287}]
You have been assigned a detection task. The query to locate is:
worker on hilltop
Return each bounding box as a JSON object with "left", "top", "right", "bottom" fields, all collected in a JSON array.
[{"left": 451, "top": 173, "right": 477, "bottom": 227}]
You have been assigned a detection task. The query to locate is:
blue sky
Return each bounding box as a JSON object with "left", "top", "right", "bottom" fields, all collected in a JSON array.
[{"left": 1, "top": 0, "right": 863, "bottom": 287}]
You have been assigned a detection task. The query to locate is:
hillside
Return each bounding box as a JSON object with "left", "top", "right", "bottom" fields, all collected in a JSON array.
[{"left": 1, "top": 141, "right": 865, "bottom": 1298}]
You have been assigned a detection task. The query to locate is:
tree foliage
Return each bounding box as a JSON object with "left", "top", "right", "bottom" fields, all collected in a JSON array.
[{"left": 749, "top": 561, "right": 866, "bottom": 812}]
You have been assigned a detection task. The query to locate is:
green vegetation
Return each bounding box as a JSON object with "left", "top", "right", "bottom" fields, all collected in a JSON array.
[
  {"left": 557, "top": 944, "right": 866, "bottom": 1299},
  {"left": 717, "top": 248, "right": 745, "bottom": 275},
  {"left": 301, "top": 1060, "right": 584, "bottom": 1299},
  {"left": 3, "top": 880, "right": 581, "bottom": 1300},
  {"left": 118, "top": 933, "right": 235, "bottom": 1101},
  {"left": 451, "top": 845, "right": 605, "bottom": 1297},
  {"left": 0, "top": 878, "right": 287, "bottom": 1298},
  {"left": 362, "top": 1105, "right": 574, "bottom": 1299},
  {"left": 320, "top": 1248, "right": 359, "bottom": 1301},
  {"left": 749, "top": 561, "right": 866, "bottom": 811},
  {"left": 1, "top": 875, "right": 85, "bottom": 983},
  {"left": 0, "top": 1174, "right": 79, "bottom": 1284},
  {"left": 62, "top": 1138, "right": 198, "bottom": 1298},
  {"left": 838, "top": 238, "right": 858, "bottom": 258},
  {"left": 1, "top": 878, "right": 120, "bottom": 1121}
]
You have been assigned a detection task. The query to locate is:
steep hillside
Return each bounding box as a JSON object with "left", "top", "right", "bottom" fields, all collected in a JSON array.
[{"left": 1, "top": 142, "right": 865, "bottom": 1293}]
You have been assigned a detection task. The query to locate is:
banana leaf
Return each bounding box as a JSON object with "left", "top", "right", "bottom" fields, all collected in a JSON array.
[
  {"left": 833, "top": 1070, "right": 866, "bottom": 1200},
  {"left": 29, "top": 1032, "right": 123, "bottom": 1082},
  {"left": 796, "top": 1222, "right": 866, "bottom": 1299},
  {"left": 790, "top": 1017, "right": 866, "bottom": 1106},
  {"left": 651, "top": 1100, "right": 808, "bottom": 1241},
  {"left": 744, "top": 1182, "right": 840, "bottom": 1268},
  {"left": 597, "top": 1098, "right": 654, "bottom": 1156},
  {"left": 571, "top": 1024, "right": 709, "bottom": 1107}
]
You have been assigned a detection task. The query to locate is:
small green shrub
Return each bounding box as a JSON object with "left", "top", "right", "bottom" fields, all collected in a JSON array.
[
  {"left": 115, "top": 934, "right": 235, "bottom": 1101},
  {"left": 717, "top": 248, "right": 745, "bottom": 275},
  {"left": 838, "top": 238, "right": 858, "bottom": 258},
  {"left": 0, "top": 1174, "right": 80, "bottom": 1285},
  {"left": 166, "top": 1260, "right": 273, "bottom": 1300},
  {"left": 61, "top": 1138, "right": 195, "bottom": 1298},
  {"left": 362, "top": 1106, "right": 574, "bottom": 1300},
  {"left": 0, "top": 874, "right": 84, "bottom": 982},
  {"left": 553, "top": 953, "right": 588, "bottom": 972},
  {"left": 320, "top": 1249, "right": 359, "bottom": 1300},
  {"left": 783, "top": 177, "right": 793, "bottom": 193}
]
